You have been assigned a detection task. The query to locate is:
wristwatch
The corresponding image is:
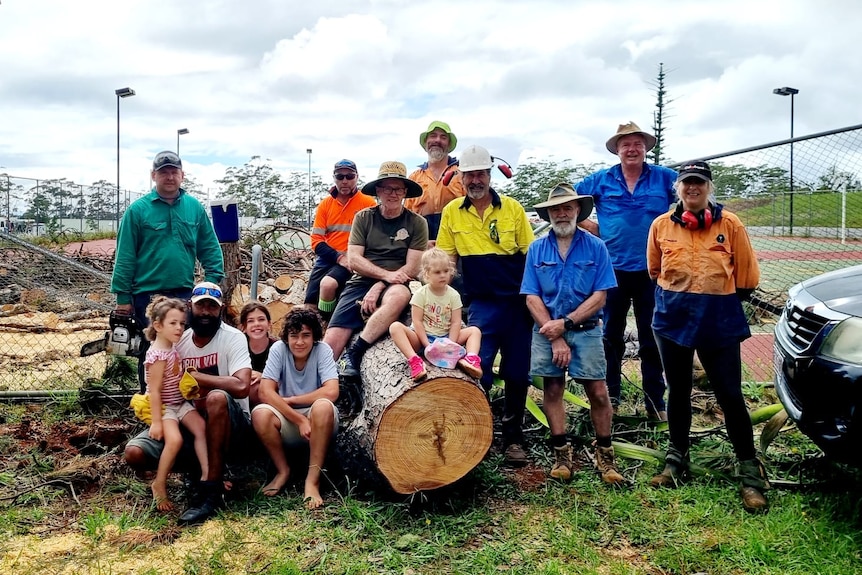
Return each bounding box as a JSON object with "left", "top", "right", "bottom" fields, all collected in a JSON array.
[{"left": 563, "top": 318, "right": 576, "bottom": 331}]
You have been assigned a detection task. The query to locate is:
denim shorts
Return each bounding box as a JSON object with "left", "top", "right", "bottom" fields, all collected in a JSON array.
[
  {"left": 530, "top": 325, "right": 606, "bottom": 380},
  {"left": 126, "top": 389, "right": 252, "bottom": 469}
]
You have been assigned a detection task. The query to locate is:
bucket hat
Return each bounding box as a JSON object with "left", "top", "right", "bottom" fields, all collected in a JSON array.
[{"left": 419, "top": 121, "right": 457, "bottom": 153}]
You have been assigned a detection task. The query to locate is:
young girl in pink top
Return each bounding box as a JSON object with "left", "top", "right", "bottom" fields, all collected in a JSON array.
[{"left": 144, "top": 297, "right": 208, "bottom": 511}]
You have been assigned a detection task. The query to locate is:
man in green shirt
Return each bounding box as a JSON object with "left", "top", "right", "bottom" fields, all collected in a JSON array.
[{"left": 111, "top": 151, "right": 224, "bottom": 391}]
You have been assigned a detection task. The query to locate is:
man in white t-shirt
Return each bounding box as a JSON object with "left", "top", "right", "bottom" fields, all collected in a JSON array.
[{"left": 124, "top": 281, "right": 252, "bottom": 524}]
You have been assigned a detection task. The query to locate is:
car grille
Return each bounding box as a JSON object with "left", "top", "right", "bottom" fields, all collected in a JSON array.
[{"left": 783, "top": 305, "right": 829, "bottom": 351}]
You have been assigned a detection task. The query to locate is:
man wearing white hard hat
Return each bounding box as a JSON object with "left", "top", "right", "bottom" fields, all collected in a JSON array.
[{"left": 437, "top": 145, "right": 535, "bottom": 466}]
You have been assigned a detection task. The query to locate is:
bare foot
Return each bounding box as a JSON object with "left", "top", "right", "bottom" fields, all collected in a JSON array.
[
  {"left": 262, "top": 472, "right": 289, "bottom": 497},
  {"left": 304, "top": 480, "right": 323, "bottom": 509},
  {"left": 151, "top": 482, "right": 173, "bottom": 511}
]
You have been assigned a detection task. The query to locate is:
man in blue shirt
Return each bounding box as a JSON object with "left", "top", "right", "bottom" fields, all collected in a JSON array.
[
  {"left": 521, "top": 183, "right": 623, "bottom": 485},
  {"left": 577, "top": 123, "right": 677, "bottom": 420}
]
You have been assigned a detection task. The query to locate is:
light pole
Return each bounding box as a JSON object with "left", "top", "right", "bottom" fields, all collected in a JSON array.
[
  {"left": 773, "top": 86, "right": 799, "bottom": 235},
  {"left": 115, "top": 87, "right": 136, "bottom": 231},
  {"left": 306, "top": 148, "right": 312, "bottom": 228},
  {"left": 177, "top": 128, "right": 189, "bottom": 154}
]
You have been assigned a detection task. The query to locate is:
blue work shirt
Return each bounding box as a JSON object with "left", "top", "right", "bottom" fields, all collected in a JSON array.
[
  {"left": 576, "top": 163, "right": 677, "bottom": 272},
  {"left": 520, "top": 229, "right": 617, "bottom": 321}
]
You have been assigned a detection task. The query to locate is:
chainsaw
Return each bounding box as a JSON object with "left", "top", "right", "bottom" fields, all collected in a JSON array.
[{"left": 80, "top": 311, "right": 144, "bottom": 357}]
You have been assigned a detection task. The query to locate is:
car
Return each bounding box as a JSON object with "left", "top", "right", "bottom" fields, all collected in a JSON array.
[{"left": 774, "top": 264, "right": 862, "bottom": 463}]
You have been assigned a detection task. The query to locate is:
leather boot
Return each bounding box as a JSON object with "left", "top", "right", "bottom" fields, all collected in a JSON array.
[
  {"left": 738, "top": 458, "right": 770, "bottom": 513},
  {"left": 650, "top": 446, "right": 689, "bottom": 488},
  {"left": 595, "top": 446, "right": 624, "bottom": 485},
  {"left": 550, "top": 444, "right": 574, "bottom": 481}
]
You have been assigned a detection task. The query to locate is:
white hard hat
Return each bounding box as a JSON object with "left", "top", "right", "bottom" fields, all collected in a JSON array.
[{"left": 459, "top": 145, "right": 493, "bottom": 172}]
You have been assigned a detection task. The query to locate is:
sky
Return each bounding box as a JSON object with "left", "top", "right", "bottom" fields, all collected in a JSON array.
[{"left": 1, "top": 0, "right": 859, "bottom": 203}]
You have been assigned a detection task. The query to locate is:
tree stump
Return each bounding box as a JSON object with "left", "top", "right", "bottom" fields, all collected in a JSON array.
[{"left": 336, "top": 337, "right": 493, "bottom": 494}]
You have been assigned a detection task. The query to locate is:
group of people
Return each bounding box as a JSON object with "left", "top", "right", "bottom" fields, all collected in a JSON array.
[{"left": 112, "top": 119, "right": 771, "bottom": 524}]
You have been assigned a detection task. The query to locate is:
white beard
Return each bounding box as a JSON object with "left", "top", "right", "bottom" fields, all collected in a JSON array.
[{"left": 551, "top": 221, "right": 576, "bottom": 238}]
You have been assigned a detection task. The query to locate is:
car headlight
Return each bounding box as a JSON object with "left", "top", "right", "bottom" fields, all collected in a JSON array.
[{"left": 820, "top": 317, "right": 862, "bottom": 365}]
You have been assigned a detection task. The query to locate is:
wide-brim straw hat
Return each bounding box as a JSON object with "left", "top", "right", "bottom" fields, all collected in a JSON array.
[
  {"left": 533, "top": 182, "right": 594, "bottom": 223},
  {"left": 361, "top": 161, "right": 423, "bottom": 198},
  {"left": 605, "top": 121, "right": 657, "bottom": 154}
]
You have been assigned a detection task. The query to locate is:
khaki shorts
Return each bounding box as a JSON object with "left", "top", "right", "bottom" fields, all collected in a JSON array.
[
  {"left": 163, "top": 401, "right": 196, "bottom": 422},
  {"left": 252, "top": 399, "right": 339, "bottom": 448}
]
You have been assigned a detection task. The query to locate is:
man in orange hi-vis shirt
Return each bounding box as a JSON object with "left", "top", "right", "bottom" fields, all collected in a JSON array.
[{"left": 305, "top": 159, "right": 377, "bottom": 319}]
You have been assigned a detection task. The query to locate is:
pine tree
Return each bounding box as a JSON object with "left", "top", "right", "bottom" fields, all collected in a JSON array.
[{"left": 650, "top": 62, "right": 674, "bottom": 164}]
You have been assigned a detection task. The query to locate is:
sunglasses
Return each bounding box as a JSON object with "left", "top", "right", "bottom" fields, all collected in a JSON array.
[
  {"left": 334, "top": 173, "right": 357, "bottom": 181},
  {"left": 192, "top": 286, "right": 223, "bottom": 298},
  {"left": 489, "top": 220, "right": 500, "bottom": 244}
]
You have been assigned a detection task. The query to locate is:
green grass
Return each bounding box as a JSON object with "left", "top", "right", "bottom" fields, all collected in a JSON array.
[
  {"left": 725, "top": 190, "right": 862, "bottom": 229},
  {"left": 2, "top": 399, "right": 862, "bottom": 574}
]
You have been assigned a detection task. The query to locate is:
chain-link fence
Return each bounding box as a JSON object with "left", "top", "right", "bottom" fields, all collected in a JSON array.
[
  {"left": 1, "top": 174, "right": 147, "bottom": 235},
  {"left": 658, "top": 123, "right": 862, "bottom": 383},
  {"left": 2, "top": 125, "right": 862, "bottom": 395},
  {"left": 0, "top": 231, "right": 115, "bottom": 395}
]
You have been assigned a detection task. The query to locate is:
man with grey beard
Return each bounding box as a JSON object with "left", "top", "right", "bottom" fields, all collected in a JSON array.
[
  {"left": 520, "top": 183, "right": 624, "bottom": 485},
  {"left": 405, "top": 121, "right": 465, "bottom": 242},
  {"left": 437, "top": 145, "right": 534, "bottom": 466}
]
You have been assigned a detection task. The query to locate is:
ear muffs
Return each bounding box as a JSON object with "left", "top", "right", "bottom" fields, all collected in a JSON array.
[
  {"left": 442, "top": 168, "right": 458, "bottom": 186},
  {"left": 492, "top": 157, "right": 514, "bottom": 179},
  {"left": 672, "top": 203, "right": 719, "bottom": 230}
]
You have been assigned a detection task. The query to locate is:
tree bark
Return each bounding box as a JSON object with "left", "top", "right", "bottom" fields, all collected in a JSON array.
[{"left": 335, "top": 337, "right": 493, "bottom": 495}]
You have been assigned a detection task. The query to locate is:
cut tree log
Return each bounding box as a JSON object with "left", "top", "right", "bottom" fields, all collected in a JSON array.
[
  {"left": 273, "top": 274, "right": 294, "bottom": 293},
  {"left": 267, "top": 300, "right": 294, "bottom": 336},
  {"left": 228, "top": 285, "right": 251, "bottom": 320},
  {"left": 335, "top": 337, "right": 493, "bottom": 494}
]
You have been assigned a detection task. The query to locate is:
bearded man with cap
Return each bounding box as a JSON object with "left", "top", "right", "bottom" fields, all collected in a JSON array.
[
  {"left": 305, "top": 159, "right": 378, "bottom": 318},
  {"left": 576, "top": 122, "right": 677, "bottom": 420},
  {"left": 111, "top": 150, "right": 225, "bottom": 393},
  {"left": 405, "top": 121, "right": 465, "bottom": 241},
  {"left": 520, "top": 183, "right": 623, "bottom": 485},
  {"left": 437, "top": 145, "right": 535, "bottom": 466},
  {"left": 323, "top": 161, "right": 429, "bottom": 390},
  {"left": 124, "top": 281, "right": 253, "bottom": 525}
]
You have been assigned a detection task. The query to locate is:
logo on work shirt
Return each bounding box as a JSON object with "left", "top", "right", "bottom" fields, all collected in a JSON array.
[{"left": 392, "top": 228, "right": 410, "bottom": 242}]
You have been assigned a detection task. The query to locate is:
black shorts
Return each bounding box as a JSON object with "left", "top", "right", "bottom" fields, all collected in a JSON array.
[
  {"left": 328, "top": 278, "right": 411, "bottom": 331},
  {"left": 304, "top": 262, "right": 352, "bottom": 304},
  {"left": 125, "top": 390, "right": 253, "bottom": 471}
]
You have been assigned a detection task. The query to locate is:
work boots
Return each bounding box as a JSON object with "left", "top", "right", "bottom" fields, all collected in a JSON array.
[
  {"left": 595, "top": 446, "right": 624, "bottom": 485},
  {"left": 738, "top": 458, "right": 770, "bottom": 513},
  {"left": 549, "top": 444, "right": 574, "bottom": 481},
  {"left": 650, "top": 446, "right": 690, "bottom": 488}
]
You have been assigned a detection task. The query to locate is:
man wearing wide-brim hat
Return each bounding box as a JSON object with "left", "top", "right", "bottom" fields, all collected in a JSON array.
[
  {"left": 520, "top": 183, "right": 624, "bottom": 485},
  {"left": 323, "top": 161, "right": 428, "bottom": 409},
  {"left": 405, "top": 120, "right": 466, "bottom": 241},
  {"left": 576, "top": 122, "right": 678, "bottom": 420}
]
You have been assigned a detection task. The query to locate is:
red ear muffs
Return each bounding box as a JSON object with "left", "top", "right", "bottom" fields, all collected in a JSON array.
[
  {"left": 444, "top": 157, "right": 514, "bottom": 185},
  {"left": 442, "top": 169, "right": 457, "bottom": 186},
  {"left": 492, "top": 157, "right": 514, "bottom": 179},
  {"left": 673, "top": 203, "right": 716, "bottom": 230}
]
